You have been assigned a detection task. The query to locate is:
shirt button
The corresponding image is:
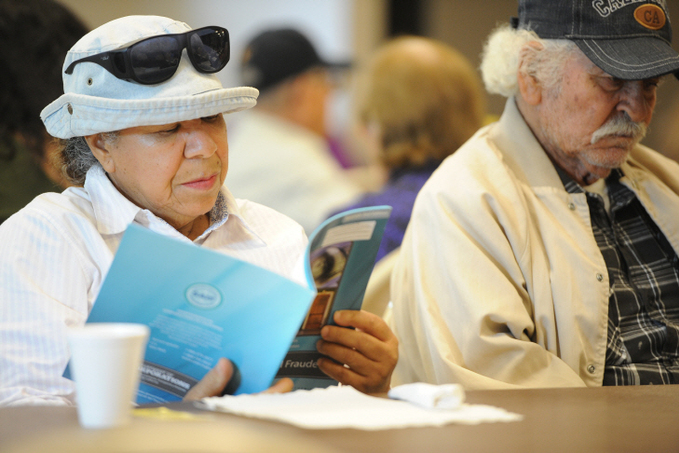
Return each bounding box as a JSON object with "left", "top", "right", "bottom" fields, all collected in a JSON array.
[
  {"left": 568, "top": 202, "right": 576, "bottom": 211},
  {"left": 596, "top": 273, "right": 604, "bottom": 282},
  {"left": 587, "top": 365, "right": 596, "bottom": 374}
]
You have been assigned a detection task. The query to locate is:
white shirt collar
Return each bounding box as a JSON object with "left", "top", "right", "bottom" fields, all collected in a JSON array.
[{"left": 84, "top": 165, "right": 265, "bottom": 245}]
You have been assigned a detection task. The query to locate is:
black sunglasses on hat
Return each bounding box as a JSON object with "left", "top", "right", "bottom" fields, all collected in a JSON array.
[{"left": 64, "top": 26, "right": 230, "bottom": 85}]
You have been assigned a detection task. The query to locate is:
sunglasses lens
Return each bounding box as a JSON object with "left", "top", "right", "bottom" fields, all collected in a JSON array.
[
  {"left": 129, "top": 36, "right": 182, "bottom": 84},
  {"left": 188, "top": 27, "right": 230, "bottom": 73}
]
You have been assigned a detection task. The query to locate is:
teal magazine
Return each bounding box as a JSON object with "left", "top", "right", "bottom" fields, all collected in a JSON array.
[
  {"left": 72, "top": 206, "right": 391, "bottom": 403},
  {"left": 276, "top": 206, "right": 391, "bottom": 390}
]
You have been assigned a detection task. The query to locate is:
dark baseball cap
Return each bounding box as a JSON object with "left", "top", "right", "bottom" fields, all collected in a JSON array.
[
  {"left": 240, "top": 28, "right": 349, "bottom": 93},
  {"left": 512, "top": 0, "right": 679, "bottom": 80}
]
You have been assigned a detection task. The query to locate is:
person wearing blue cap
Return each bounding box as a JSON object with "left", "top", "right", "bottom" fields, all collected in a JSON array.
[
  {"left": 391, "top": 0, "right": 679, "bottom": 389},
  {"left": 0, "top": 15, "right": 397, "bottom": 406}
]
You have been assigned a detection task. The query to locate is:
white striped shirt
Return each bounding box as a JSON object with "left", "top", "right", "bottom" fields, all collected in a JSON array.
[{"left": 0, "top": 165, "right": 307, "bottom": 406}]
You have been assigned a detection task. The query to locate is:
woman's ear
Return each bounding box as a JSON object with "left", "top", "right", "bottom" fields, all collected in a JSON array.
[
  {"left": 516, "top": 42, "right": 543, "bottom": 106},
  {"left": 85, "top": 134, "right": 115, "bottom": 173}
]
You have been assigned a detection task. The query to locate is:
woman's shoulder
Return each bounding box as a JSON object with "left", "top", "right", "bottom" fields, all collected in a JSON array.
[
  {"left": 1, "top": 187, "right": 98, "bottom": 242},
  {"left": 234, "top": 197, "right": 307, "bottom": 241},
  {"left": 227, "top": 198, "right": 308, "bottom": 284}
]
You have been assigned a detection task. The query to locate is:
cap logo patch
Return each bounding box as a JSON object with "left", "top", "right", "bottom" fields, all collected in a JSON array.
[
  {"left": 634, "top": 4, "right": 666, "bottom": 30},
  {"left": 591, "top": 0, "right": 666, "bottom": 18}
]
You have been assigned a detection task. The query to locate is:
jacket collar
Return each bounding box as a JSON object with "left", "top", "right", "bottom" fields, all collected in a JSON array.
[{"left": 488, "top": 97, "right": 566, "bottom": 190}]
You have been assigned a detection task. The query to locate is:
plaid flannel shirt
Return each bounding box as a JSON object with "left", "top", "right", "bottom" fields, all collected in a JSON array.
[{"left": 559, "top": 168, "right": 679, "bottom": 385}]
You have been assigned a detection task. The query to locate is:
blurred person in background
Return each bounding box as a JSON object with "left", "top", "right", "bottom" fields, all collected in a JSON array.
[
  {"left": 226, "top": 28, "right": 370, "bottom": 234},
  {"left": 330, "top": 36, "right": 486, "bottom": 263},
  {"left": 0, "top": 0, "right": 88, "bottom": 224}
]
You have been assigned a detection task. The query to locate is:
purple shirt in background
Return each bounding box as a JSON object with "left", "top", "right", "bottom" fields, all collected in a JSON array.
[{"left": 331, "top": 162, "right": 440, "bottom": 264}]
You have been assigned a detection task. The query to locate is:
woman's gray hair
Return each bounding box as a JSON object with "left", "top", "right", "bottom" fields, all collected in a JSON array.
[
  {"left": 480, "top": 24, "right": 579, "bottom": 98},
  {"left": 57, "top": 132, "right": 118, "bottom": 186}
]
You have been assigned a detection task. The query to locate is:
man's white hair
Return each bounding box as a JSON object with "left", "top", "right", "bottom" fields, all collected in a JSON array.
[{"left": 480, "top": 24, "right": 580, "bottom": 98}]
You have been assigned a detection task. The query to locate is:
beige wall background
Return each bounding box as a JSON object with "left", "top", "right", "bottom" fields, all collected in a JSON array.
[
  {"left": 57, "top": 0, "right": 679, "bottom": 159},
  {"left": 57, "top": 0, "right": 359, "bottom": 92}
]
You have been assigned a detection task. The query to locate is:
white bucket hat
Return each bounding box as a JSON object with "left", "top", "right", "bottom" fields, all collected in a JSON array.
[{"left": 40, "top": 15, "right": 258, "bottom": 139}]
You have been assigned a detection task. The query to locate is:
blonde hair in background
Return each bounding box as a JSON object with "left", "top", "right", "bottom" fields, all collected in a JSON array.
[{"left": 357, "top": 36, "right": 485, "bottom": 169}]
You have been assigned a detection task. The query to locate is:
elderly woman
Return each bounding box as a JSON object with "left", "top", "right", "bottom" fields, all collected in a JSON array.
[{"left": 0, "top": 15, "right": 397, "bottom": 406}]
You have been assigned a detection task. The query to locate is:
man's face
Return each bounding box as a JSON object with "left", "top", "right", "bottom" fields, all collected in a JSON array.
[{"left": 535, "top": 50, "right": 659, "bottom": 185}]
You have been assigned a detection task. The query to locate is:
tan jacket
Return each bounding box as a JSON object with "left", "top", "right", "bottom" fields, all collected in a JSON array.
[{"left": 390, "top": 98, "right": 679, "bottom": 389}]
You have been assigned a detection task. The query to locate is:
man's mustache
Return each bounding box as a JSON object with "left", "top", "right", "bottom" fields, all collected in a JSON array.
[{"left": 591, "top": 114, "right": 647, "bottom": 145}]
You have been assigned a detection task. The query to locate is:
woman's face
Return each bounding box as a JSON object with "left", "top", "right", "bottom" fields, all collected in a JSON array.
[{"left": 89, "top": 115, "right": 228, "bottom": 232}]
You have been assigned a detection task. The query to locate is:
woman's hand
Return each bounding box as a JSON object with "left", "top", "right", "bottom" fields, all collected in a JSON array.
[
  {"left": 183, "top": 358, "right": 293, "bottom": 401},
  {"left": 316, "top": 310, "right": 398, "bottom": 394}
]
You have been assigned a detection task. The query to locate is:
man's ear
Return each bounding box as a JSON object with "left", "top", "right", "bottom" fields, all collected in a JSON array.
[
  {"left": 84, "top": 134, "right": 115, "bottom": 173},
  {"left": 516, "top": 42, "right": 543, "bottom": 106}
]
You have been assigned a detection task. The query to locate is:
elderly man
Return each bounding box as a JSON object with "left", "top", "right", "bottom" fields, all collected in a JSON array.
[{"left": 391, "top": 0, "right": 679, "bottom": 389}]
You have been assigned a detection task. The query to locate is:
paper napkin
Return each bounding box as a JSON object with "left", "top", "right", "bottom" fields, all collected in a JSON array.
[
  {"left": 199, "top": 385, "right": 522, "bottom": 430},
  {"left": 388, "top": 382, "right": 465, "bottom": 409}
]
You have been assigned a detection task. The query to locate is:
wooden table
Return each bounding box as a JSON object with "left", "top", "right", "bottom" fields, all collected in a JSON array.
[{"left": 1, "top": 385, "right": 678, "bottom": 453}]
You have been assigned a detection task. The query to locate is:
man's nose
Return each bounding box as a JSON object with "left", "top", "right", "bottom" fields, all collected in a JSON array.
[{"left": 616, "top": 81, "right": 654, "bottom": 124}]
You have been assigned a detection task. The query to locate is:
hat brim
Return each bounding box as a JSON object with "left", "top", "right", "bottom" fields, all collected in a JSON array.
[
  {"left": 573, "top": 36, "right": 679, "bottom": 80},
  {"left": 41, "top": 86, "right": 258, "bottom": 139}
]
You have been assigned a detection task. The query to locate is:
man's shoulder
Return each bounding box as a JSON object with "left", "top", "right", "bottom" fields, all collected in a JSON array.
[
  {"left": 626, "top": 144, "right": 679, "bottom": 190},
  {"left": 425, "top": 125, "right": 516, "bottom": 190},
  {"left": 629, "top": 143, "right": 679, "bottom": 166},
  {"left": 228, "top": 110, "right": 318, "bottom": 148}
]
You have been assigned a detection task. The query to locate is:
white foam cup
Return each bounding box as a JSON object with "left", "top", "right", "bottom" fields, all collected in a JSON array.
[{"left": 67, "top": 323, "right": 149, "bottom": 429}]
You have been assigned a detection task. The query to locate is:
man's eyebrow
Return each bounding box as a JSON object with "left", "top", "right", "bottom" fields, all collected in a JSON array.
[{"left": 586, "top": 66, "right": 608, "bottom": 77}]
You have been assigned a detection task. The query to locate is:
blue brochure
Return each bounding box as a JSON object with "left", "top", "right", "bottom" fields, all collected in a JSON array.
[
  {"left": 82, "top": 223, "right": 316, "bottom": 404},
  {"left": 276, "top": 206, "right": 392, "bottom": 390},
  {"left": 71, "top": 206, "right": 390, "bottom": 403}
]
